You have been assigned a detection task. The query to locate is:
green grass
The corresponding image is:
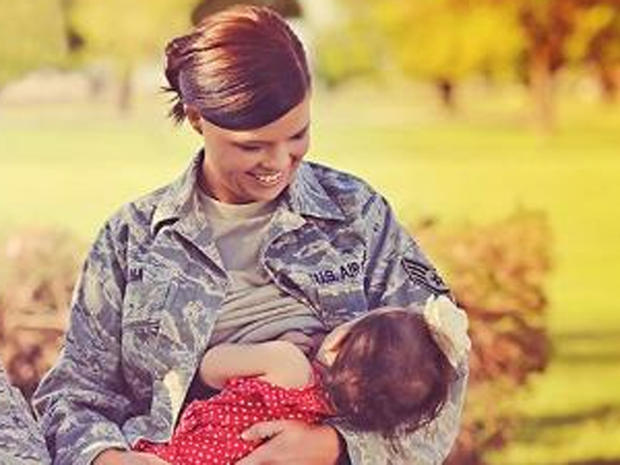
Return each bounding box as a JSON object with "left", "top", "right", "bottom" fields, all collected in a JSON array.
[{"left": 1, "top": 82, "right": 619, "bottom": 464}]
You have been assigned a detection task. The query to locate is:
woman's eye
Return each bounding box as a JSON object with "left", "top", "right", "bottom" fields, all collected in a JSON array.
[
  {"left": 239, "top": 145, "right": 262, "bottom": 152},
  {"left": 292, "top": 130, "right": 308, "bottom": 140}
]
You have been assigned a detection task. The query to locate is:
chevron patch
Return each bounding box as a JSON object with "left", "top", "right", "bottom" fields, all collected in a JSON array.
[{"left": 401, "top": 257, "right": 450, "bottom": 294}]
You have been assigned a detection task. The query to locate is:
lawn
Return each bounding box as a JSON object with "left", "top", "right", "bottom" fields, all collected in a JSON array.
[{"left": 1, "top": 82, "right": 619, "bottom": 464}]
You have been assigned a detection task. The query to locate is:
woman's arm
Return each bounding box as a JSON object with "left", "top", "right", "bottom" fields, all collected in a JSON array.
[
  {"left": 32, "top": 220, "right": 135, "bottom": 465},
  {"left": 199, "top": 340, "right": 312, "bottom": 390},
  {"left": 0, "top": 363, "right": 51, "bottom": 465},
  {"left": 331, "top": 195, "right": 468, "bottom": 465}
]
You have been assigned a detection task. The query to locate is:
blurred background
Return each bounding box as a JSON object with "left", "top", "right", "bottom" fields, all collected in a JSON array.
[{"left": 0, "top": 0, "right": 619, "bottom": 464}]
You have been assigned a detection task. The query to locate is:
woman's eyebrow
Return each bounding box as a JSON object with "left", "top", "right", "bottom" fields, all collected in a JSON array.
[
  {"left": 236, "top": 123, "right": 310, "bottom": 146},
  {"left": 289, "top": 123, "right": 310, "bottom": 139}
]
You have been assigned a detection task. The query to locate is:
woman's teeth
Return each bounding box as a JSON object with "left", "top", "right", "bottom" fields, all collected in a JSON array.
[{"left": 251, "top": 172, "right": 283, "bottom": 186}]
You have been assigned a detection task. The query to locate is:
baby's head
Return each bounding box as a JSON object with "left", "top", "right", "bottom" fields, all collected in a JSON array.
[{"left": 317, "top": 301, "right": 466, "bottom": 438}]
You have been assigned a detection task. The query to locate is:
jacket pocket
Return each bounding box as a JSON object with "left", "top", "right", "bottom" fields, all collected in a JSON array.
[
  {"left": 316, "top": 280, "right": 368, "bottom": 329},
  {"left": 121, "top": 276, "right": 177, "bottom": 384}
]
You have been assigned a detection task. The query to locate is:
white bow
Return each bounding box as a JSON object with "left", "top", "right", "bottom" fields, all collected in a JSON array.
[{"left": 423, "top": 295, "right": 471, "bottom": 368}]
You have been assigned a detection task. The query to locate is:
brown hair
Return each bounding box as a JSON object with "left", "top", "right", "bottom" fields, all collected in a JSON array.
[
  {"left": 323, "top": 310, "right": 456, "bottom": 439},
  {"left": 163, "top": 5, "right": 311, "bottom": 130}
]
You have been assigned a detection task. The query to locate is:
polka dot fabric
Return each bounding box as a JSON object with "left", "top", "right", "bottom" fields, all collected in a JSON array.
[{"left": 134, "top": 367, "right": 333, "bottom": 464}]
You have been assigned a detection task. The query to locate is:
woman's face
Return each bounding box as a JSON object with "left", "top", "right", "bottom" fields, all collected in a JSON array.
[{"left": 187, "top": 94, "right": 311, "bottom": 204}]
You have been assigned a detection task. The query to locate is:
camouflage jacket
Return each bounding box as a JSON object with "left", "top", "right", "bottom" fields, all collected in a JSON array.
[
  {"left": 0, "top": 363, "right": 51, "bottom": 464},
  {"left": 33, "top": 151, "right": 468, "bottom": 465}
]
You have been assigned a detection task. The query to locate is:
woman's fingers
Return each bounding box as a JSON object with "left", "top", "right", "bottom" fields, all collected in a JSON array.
[
  {"left": 241, "top": 420, "right": 289, "bottom": 441},
  {"left": 132, "top": 452, "right": 172, "bottom": 464}
]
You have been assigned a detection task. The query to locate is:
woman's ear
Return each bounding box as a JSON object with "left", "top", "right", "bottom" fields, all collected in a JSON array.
[{"left": 185, "top": 105, "right": 204, "bottom": 135}]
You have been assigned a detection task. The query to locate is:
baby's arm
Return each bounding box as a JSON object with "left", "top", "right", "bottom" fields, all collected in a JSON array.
[{"left": 199, "top": 341, "right": 312, "bottom": 390}]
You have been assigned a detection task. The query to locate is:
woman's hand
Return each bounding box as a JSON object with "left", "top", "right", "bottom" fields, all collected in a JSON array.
[
  {"left": 93, "top": 449, "right": 171, "bottom": 465},
  {"left": 236, "top": 420, "right": 342, "bottom": 465}
]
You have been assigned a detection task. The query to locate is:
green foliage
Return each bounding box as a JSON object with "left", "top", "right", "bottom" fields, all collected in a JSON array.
[
  {"left": 66, "top": 0, "right": 195, "bottom": 68},
  {"left": 324, "top": 0, "right": 620, "bottom": 111},
  {"left": 321, "top": 0, "right": 524, "bottom": 87},
  {"left": 375, "top": 0, "right": 524, "bottom": 82},
  {"left": 314, "top": 20, "right": 381, "bottom": 88},
  {"left": 0, "top": 0, "right": 67, "bottom": 87}
]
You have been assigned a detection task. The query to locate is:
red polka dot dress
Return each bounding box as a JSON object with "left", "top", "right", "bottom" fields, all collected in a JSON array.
[{"left": 133, "top": 366, "right": 333, "bottom": 465}]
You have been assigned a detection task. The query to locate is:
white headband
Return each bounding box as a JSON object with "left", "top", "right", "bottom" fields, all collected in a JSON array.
[{"left": 423, "top": 295, "right": 471, "bottom": 368}]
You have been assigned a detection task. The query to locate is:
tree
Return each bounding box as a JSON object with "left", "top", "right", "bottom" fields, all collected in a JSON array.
[
  {"left": 65, "top": 0, "right": 196, "bottom": 111},
  {"left": 510, "top": 0, "right": 620, "bottom": 128},
  {"left": 326, "top": 0, "right": 620, "bottom": 126},
  {"left": 0, "top": 0, "right": 67, "bottom": 89},
  {"left": 377, "top": 0, "right": 523, "bottom": 109},
  {"left": 575, "top": 4, "right": 620, "bottom": 101},
  {"left": 513, "top": 0, "right": 579, "bottom": 130},
  {"left": 322, "top": 0, "right": 523, "bottom": 109}
]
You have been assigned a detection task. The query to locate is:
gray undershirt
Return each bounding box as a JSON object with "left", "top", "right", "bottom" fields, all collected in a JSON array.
[{"left": 198, "top": 190, "right": 326, "bottom": 347}]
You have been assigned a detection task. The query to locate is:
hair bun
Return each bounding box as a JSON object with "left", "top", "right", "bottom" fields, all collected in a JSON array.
[
  {"left": 164, "top": 33, "right": 197, "bottom": 93},
  {"left": 163, "top": 32, "right": 203, "bottom": 123}
]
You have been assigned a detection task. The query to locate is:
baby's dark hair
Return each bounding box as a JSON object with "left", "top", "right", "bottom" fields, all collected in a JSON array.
[{"left": 323, "top": 309, "right": 456, "bottom": 438}]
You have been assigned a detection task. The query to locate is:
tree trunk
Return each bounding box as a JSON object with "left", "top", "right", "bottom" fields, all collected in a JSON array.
[
  {"left": 87, "top": 70, "right": 106, "bottom": 100},
  {"left": 597, "top": 62, "right": 618, "bottom": 103},
  {"left": 118, "top": 65, "right": 132, "bottom": 113},
  {"left": 529, "top": 49, "right": 555, "bottom": 132},
  {"left": 436, "top": 78, "right": 457, "bottom": 112}
]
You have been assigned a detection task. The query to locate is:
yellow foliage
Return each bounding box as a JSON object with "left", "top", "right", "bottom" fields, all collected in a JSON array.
[
  {"left": 0, "top": 0, "right": 67, "bottom": 85},
  {"left": 68, "top": 0, "right": 195, "bottom": 67},
  {"left": 375, "top": 0, "right": 523, "bottom": 81}
]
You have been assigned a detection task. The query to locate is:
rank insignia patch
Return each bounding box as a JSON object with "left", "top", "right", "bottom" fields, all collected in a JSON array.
[{"left": 401, "top": 257, "right": 450, "bottom": 294}]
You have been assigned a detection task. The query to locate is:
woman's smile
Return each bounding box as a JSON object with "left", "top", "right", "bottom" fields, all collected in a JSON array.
[{"left": 248, "top": 170, "right": 284, "bottom": 187}]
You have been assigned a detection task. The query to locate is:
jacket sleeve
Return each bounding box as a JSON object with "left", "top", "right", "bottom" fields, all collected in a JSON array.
[
  {"left": 330, "top": 194, "right": 469, "bottom": 465},
  {"left": 32, "top": 220, "right": 134, "bottom": 465},
  {"left": 0, "top": 364, "right": 51, "bottom": 465}
]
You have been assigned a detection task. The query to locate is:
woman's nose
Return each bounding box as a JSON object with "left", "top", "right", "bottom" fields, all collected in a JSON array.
[{"left": 263, "top": 143, "right": 292, "bottom": 171}]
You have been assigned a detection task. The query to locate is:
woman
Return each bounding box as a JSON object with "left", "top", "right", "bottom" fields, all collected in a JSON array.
[
  {"left": 33, "top": 5, "right": 468, "bottom": 465},
  {"left": 0, "top": 362, "right": 50, "bottom": 465}
]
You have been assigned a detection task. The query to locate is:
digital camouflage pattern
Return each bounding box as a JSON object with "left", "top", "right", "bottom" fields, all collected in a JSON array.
[
  {"left": 0, "top": 362, "right": 50, "bottom": 464},
  {"left": 33, "top": 151, "right": 468, "bottom": 465}
]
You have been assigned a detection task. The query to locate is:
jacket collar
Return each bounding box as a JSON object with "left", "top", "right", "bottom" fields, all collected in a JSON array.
[
  {"left": 150, "top": 150, "right": 346, "bottom": 237},
  {"left": 283, "top": 162, "right": 346, "bottom": 222}
]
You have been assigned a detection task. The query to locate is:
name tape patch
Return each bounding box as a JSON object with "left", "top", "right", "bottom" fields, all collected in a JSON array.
[{"left": 310, "top": 261, "right": 361, "bottom": 285}]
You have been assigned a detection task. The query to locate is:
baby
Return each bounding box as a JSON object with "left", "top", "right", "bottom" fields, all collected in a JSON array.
[{"left": 134, "top": 295, "right": 470, "bottom": 464}]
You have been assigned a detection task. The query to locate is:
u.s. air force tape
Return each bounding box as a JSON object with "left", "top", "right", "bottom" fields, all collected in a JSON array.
[{"left": 401, "top": 257, "right": 450, "bottom": 294}]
